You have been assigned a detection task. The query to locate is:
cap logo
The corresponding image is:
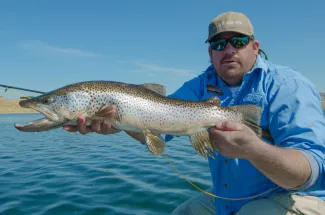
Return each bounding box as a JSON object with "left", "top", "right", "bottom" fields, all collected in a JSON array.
[{"left": 216, "top": 20, "right": 243, "bottom": 29}]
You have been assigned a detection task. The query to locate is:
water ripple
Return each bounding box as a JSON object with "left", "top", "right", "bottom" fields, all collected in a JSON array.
[{"left": 0, "top": 114, "right": 212, "bottom": 215}]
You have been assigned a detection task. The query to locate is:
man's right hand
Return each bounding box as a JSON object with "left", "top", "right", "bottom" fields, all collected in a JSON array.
[
  {"left": 63, "top": 104, "right": 146, "bottom": 143},
  {"left": 63, "top": 105, "right": 121, "bottom": 135},
  {"left": 63, "top": 116, "right": 121, "bottom": 135}
]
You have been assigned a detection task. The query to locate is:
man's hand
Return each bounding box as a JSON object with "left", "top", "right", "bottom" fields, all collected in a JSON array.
[
  {"left": 209, "top": 120, "right": 261, "bottom": 159},
  {"left": 62, "top": 105, "right": 145, "bottom": 143},
  {"left": 63, "top": 117, "right": 121, "bottom": 135},
  {"left": 209, "top": 120, "right": 312, "bottom": 190},
  {"left": 63, "top": 105, "right": 121, "bottom": 135}
]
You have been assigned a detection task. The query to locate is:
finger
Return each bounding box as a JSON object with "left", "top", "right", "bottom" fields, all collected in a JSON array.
[
  {"left": 102, "top": 120, "right": 112, "bottom": 134},
  {"left": 63, "top": 125, "right": 78, "bottom": 132},
  {"left": 209, "top": 126, "right": 234, "bottom": 144},
  {"left": 91, "top": 120, "right": 101, "bottom": 133},
  {"left": 102, "top": 120, "right": 119, "bottom": 134},
  {"left": 215, "top": 121, "right": 241, "bottom": 131},
  {"left": 77, "top": 116, "right": 91, "bottom": 135},
  {"left": 209, "top": 127, "right": 223, "bottom": 140}
]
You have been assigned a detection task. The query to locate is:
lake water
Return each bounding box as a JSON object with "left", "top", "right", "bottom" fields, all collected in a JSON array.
[
  {"left": 0, "top": 114, "right": 212, "bottom": 215},
  {"left": 1, "top": 111, "right": 324, "bottom": 215}
]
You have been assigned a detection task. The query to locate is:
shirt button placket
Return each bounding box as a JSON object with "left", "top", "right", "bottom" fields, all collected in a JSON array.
[
  {"left": 224, "top": 158, "right": 230, "bottom": 212},
  {"left": 224, "top": 159, "right": 229, "bottom": 189}
]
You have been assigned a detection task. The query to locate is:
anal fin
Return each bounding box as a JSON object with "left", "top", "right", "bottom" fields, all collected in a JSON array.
[
  {"left": 189, "top": 130, "right": 216, "bottom": 159},
  {"left": 143, "top": 129, "right": 165, "bottom": 156}
]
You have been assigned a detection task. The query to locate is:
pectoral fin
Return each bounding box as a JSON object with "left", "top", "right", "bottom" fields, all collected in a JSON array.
[
  {"left": 189, "top": 130, "right": 216, "bottom": 159},
  {"left": 94, "top": 104, "right": 118, "bottom": 120},
  {"left": 143, "top": 129, "right": 165, "bottom": 156}
]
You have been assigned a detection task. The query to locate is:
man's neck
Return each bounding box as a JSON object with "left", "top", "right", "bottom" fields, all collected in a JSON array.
[{"left": 227, "top": 83, "right": 241, "bottom": 88}]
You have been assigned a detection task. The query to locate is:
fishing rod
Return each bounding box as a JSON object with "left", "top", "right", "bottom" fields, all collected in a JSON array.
[{"left": 0, "top": 84, "right": 45, "bottom": 95}]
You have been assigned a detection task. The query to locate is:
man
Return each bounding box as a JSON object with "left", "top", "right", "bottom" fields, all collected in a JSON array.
[{"left": 64, "top": 12, "right": 325, "bottom": 215}]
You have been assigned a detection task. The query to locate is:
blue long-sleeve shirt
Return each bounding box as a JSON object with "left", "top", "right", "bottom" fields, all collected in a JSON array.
[{"left": 166, "top": 55, "right": 325, "bottom": 215}]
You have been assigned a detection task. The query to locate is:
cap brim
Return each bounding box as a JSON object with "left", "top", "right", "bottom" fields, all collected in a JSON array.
[{"left": 205, "top": 30, "right": 252, "bottom": 43}]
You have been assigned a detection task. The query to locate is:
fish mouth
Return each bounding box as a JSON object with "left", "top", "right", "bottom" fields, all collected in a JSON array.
[
  {"left": 14, "top": 118, "right": 68, "bottom": 132},
  {"left": 14, "top": 100, "right": 67, "bottom": 132},
  {"left": 20, "top": 100, "right": 60, "bottom": 121}
]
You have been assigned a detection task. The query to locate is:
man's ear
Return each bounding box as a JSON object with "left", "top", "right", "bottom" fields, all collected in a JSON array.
[
  {"left": 208, "top": 45, "right": 213, "bottom": 59},
  {"left": 252, "top": 40, "right": 260, "bottom": 55}
]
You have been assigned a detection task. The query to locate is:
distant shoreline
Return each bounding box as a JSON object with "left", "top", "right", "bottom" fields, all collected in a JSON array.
[
  {"left": 0, "top": 97, "right": 324, "bottom": 114},
  {"left": 0, "top": 112, "right": 39, "bottom": 114},
  {"left": 0, "top": 97, "right": 38, "bottom": 114}
]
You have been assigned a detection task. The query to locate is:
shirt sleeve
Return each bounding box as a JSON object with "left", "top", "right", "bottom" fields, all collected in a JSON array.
[
  {"left": 268, "top": 77, "right": 325, "bottom": 192},
  {"left": 168, "top": 77, "right": 203, "bottom": 101}
]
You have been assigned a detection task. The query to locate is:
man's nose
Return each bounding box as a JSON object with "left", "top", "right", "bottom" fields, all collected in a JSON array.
[{"left": 223, "top": 42, "right": 237, "bottom": 55}]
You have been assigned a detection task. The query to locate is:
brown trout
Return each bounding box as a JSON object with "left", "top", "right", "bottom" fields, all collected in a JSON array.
[{"left": 14, "top": 81, "right": 270, "bottom": 159}]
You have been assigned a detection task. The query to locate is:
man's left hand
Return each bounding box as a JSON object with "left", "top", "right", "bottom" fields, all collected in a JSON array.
[{"left": 209, "top": 121, "right": 262, "bottom": 159}]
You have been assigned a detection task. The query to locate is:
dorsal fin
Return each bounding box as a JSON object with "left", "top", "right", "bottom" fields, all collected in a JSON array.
[
  {"left": 203, "top": 97, "right": 221, "bottom": 106},
  {"left": 141, "top": 83, "right": 166, "bottom": 96}
]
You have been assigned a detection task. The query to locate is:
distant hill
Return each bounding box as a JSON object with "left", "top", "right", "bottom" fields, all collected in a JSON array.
[
  {"left": 0, "top": 97, "right": 37, "bottom": 114},
  {"left": 320, "top": 92, "right": 325, "bottom": 97}
]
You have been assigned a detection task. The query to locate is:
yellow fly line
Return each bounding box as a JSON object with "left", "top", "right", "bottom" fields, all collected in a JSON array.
[{"left": 162, "top": 154, "right": 280, "bottom": 200}]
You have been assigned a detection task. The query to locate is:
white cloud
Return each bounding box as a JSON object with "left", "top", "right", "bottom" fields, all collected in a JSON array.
[
  {"left": 17, "top": 40, "right": 104, "bottom": 58},
  {"left": 119, "top": 60, "right": 196, "bottom": 78}
]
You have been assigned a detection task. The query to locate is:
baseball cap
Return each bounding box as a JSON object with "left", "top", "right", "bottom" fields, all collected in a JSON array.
[{"left": 205, "top": 11, "right": 254, "bottom": 43}]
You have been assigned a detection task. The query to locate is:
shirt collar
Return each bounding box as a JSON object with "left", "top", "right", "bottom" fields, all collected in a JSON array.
[
  {"left": 246, "top": 54, "right": 268, "bottom": 76},
  {"left": 205, "top": 54, "right": 268, "bottom": 86}
]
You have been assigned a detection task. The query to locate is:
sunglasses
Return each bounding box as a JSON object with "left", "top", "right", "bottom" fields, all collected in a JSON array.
[{"left": 210, "top": 35, "right": 253, "bottom": 51}]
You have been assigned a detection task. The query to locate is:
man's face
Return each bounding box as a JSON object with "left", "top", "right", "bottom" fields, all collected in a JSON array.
[{"left": 208, "top": 32, "right": 259, "bottom": 86}]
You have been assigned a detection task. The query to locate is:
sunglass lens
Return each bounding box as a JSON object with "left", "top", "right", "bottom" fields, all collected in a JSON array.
[
  {"left": 211, "top": 39, "right": 226, "bottom": 51},
  {"left": 231, "top": 36, "right": 249, "bottom": 48}
]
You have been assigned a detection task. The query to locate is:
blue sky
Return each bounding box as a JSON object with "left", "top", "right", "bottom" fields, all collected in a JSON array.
[{"left": 1, "top": 0, "right": 324, "bottom": 99}]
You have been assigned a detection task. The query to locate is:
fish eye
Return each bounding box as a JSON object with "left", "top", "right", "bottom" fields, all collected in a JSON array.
[{"left": 42, "top": 97, "right": 53, "bottom": 104}]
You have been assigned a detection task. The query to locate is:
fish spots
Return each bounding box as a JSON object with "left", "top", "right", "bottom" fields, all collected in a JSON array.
[{"left": 35, "top": 81, "right": 245, "bottom": 134}]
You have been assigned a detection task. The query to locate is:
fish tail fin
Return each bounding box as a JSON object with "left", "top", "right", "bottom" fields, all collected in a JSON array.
[
  {"left": 228, "top": 105, "right": 263, "bottom": 138},
  {"left": 228, "top": 105, "right": 274, "bottom": 141}
]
